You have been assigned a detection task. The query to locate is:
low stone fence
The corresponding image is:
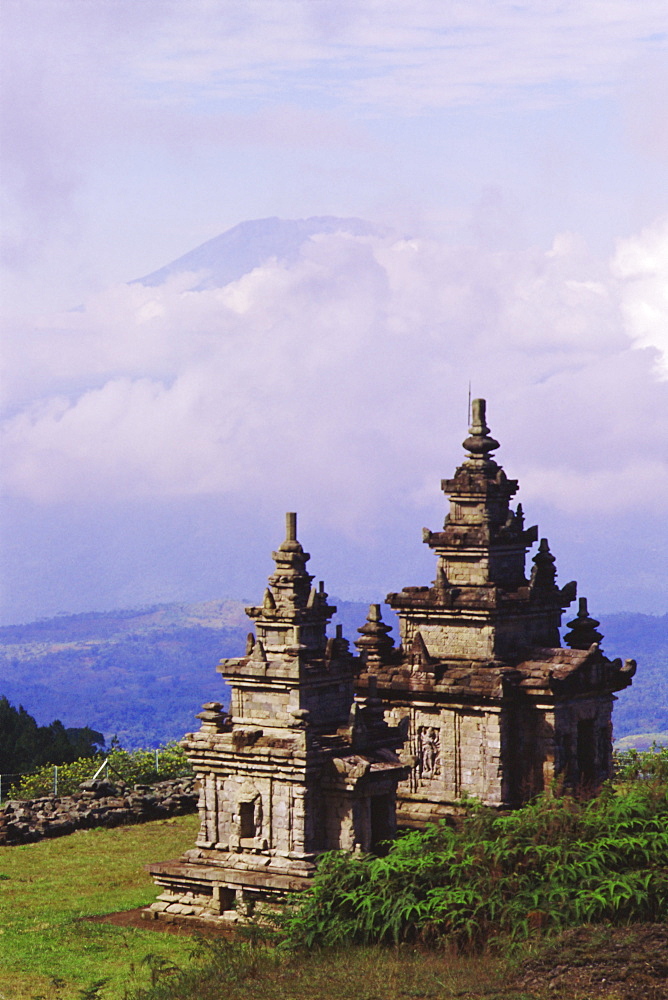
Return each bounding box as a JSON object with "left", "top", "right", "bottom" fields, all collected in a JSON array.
[{"left": 0, "top": 777, "right": 198, "bottom": 845}]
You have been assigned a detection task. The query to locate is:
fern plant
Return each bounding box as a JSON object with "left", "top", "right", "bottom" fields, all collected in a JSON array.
[{"left": 281, "top": 777, "right": 668, "bottom": 950}]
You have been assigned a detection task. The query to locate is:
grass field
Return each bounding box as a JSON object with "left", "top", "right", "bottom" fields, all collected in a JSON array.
[
  {"left": 1, "top": 781, "right": 666, "bottom": 1000},
  {"left": 0, "top": 816, "right": 520, "bottom": 1000},
  {"left": 0, "top": 815, "right": 200, "bottom": 999}
]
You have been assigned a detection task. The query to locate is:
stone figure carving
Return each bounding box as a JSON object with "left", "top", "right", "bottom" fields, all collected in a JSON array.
[{"left": 418, "top": 726, "right": 440, "bottom": 779}]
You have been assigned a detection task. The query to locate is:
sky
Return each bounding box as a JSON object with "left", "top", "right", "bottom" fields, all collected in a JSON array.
[{"left": 1, "top": 0, "right": 667, "bottom": 626}]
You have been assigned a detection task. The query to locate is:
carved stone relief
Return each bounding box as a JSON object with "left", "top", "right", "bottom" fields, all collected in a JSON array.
[{"left": 418, "top": 725, "right": 441, "bottom": 780}]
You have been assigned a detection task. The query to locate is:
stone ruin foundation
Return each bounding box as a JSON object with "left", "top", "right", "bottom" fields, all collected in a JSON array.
[{"left": 146, "top": 399, "right": 636, "bottom": 924}]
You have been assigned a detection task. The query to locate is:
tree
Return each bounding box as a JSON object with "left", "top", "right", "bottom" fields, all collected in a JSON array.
[{"left": 0, "top": 696, "right": 104, "bottom": 778}]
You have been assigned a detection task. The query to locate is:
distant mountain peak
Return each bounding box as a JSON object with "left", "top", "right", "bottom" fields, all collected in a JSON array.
[{"left": 134, "top": 216, "right": 384, "bottom": 290}]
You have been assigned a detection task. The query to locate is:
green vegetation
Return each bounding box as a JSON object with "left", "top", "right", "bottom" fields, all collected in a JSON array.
[
  {"left": 281, "top": 778, "right": 667, "bottom": 950},
  {"left": 14, "top": 742, "right": 193, "bottom": 799},
  {"left": 272, "top": 746, "right": 666, "bottom": 956},
  {"left": 0, "top": 695, "right": 103, "bottom": 784},
  {"left": 613, "top": 743, "right": 668, "bottom": 783},
  {"left": 0, "top": 813, "right": 201, "bottom": 1000},
  {"left": 0, "top": 751, "right": 666, "bottom": 1000}
]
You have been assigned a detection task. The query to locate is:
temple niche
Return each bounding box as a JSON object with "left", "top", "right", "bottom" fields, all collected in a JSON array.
[
  {"left": 354, "top": 399, "right": 637, "bottom": 827},
  {"left": 146, "top": 514, "right": 407, "bottom": 923}
]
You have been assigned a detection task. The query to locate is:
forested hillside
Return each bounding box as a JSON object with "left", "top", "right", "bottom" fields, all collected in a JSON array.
[
  {"left": 600, "top": 613, "right": 668, "bottom": 744},
  {"left": 0, "top": 599, "right": 373, "bottom": 748},
  {"left": 0, "top": 603, "right": 664, "bottom": 750}
]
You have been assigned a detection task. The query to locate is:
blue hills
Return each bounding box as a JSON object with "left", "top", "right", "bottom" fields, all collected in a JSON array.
[{"left": 0, "top": 602, "right": 665, "bottom": 755}]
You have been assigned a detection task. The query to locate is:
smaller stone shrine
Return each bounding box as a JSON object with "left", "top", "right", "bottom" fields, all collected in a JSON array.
[{"left": 146, "top": 513, "right": 407, "bottom": 923}]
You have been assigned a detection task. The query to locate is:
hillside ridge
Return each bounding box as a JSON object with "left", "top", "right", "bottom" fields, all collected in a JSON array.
[{"left": 0, "top": 602, "right": 665, "bottom": 750}]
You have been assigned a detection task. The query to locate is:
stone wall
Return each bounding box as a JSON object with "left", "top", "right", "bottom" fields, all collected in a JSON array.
[
  {"left": 380, "top": 702, "right": 506, "bottom": 827},
  {"left": 406, "top": 619, "right": 495, "bottom": 660},
  {"left": 0, "top": 777, "right": 197, "bottom": 845}
]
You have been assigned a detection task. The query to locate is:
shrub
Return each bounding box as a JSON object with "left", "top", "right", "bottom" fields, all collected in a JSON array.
[
  {"left": 13, "top": 742, "right": 192, "bottom": 799},
  {"left": 281, "top": 778, "right": 668, "bottom": 950},
  {"left": 614, "top": 744, "right": 668, "bottom": 783}
]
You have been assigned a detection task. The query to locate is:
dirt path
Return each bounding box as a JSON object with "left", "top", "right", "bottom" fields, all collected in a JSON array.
[{"left": 518, "top": 923, "right": 668, "bottom": 999}]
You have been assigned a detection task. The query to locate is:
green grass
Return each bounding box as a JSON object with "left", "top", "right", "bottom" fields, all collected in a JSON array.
[
  {"left": 0, "top": 814, "right": 200, "bottom": 1000},
  {"left": 127, "top": 938, "right": 525, "bottom": 1000}
]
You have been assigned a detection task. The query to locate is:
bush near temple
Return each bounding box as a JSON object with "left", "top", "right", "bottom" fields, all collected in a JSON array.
[
  {"left": 281, "top": 754, "right": 668, "bottom": 950},
  {"left": 14, "top": 742, "right": 192, "bottom": 799}
]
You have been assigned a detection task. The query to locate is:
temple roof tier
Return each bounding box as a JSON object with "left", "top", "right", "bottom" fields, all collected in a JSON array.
[{"left": 356, "top": 645, "right": 635, "bottom": 701}]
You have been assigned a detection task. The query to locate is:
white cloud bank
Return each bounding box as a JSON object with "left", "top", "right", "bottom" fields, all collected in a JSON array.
[
  {"left": 2, "top": 217, "right": 667, "bottom": 537},
  {"left": 3, "top": 0, "right": 667, "bottom": 272},
  {"left": 612, "top": 216, "right": 668, "bottom": 376}
]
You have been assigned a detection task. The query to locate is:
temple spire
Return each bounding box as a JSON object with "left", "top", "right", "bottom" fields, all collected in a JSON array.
[
  {"left": 462, "top": 398, "right": 500, "bottom": 461},
  {"left": 387, "top": 398, "right": 573, "bottom": 658},
  {"left": 245, "top": 513, "right": 336, "bottom": 653}
]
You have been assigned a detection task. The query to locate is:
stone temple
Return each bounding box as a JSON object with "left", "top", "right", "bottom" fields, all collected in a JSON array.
[
  {"left": 146, "top": 399, "right": 636, "bottom": 923},
  {"left": 355, "top": 399, "right": 636, "bottom": 827},
  {"left": 147, "top": 512, "right": 408, "bottom": 921}
]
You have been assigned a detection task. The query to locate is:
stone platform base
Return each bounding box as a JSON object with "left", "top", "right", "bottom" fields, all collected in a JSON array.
[{"left": 146, "top": 853, "right": 315, "bottom": 923}]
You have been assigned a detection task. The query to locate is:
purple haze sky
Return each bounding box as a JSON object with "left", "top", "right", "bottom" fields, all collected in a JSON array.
[{"left": 1, "top": 1, "right": 667, "bottom": 625}]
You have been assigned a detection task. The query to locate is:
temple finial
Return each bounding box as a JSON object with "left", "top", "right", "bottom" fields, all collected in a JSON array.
[
  {"left": 564, "top": 597, "right": 603, "bottom": 650},
  {"left": 355, "top": 603, "right": 395, "bottom": 667},
  {"left": 462, "top": 398, "right": 500, "bottom": 460},
  {"left": 278, "top": 511, "right": 302, "bottom": 554},
  {"left": 471, "top": 398, "right": 487, "bottom": 433}
]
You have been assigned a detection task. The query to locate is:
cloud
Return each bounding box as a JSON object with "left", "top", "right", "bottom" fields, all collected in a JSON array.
[
  {"left": 6, "top": 2, "right": 666, "bottom": 119},
  {"left": 612, "top": 216, "right": 668, "bottom": 377},
  {"left": 3, "top": 0, "right": 667, "bottom": 221},
  {"left": 520, "top": 459, "right": 668, "bottom": 515},
  {"left": 132, "top": 1, "right": 668, "bottom": 112},
  {"left": 2, "top": 220, "right": 666, "bottom": 535}
]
